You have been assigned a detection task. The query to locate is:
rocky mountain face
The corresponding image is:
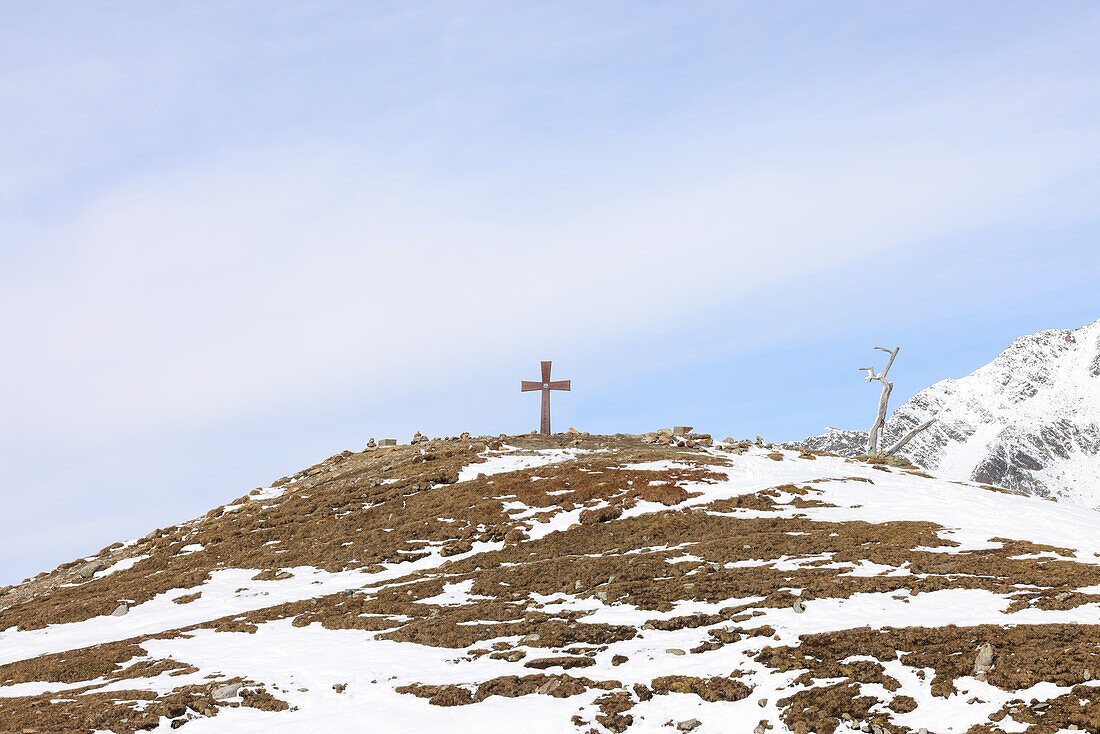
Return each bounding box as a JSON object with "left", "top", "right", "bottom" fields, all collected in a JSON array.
[
  {"left": 784, "top": 319, "right": 1100, "bottom": 509},
  {"left": 1, "top": 433, "right": 1099, "bottom": 733}
]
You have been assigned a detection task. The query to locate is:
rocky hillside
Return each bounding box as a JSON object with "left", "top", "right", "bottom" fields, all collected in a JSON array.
[
  {"left": 784, "top": 319, "right": 1100, "bottom": 509},
  {"left": 1, "top": 432, "right": 1099, "bottom": 734}
]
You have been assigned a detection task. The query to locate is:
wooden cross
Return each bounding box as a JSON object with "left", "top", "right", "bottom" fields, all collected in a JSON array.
[{"left": 521, "top": 361, "right": 571, "bottom": 435}]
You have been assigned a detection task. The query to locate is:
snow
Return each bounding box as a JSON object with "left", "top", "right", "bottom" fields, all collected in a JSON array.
[
  {"left": 456, "top": 446, "right": 601, "bottom": 483},
  {"left": 94, "top": 554, "right": 150, "bottom": 578}
]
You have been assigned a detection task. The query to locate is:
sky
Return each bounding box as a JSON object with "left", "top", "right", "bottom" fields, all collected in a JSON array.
[{"left": 3, "top": 1, "right": 1100, "bottom": 585}]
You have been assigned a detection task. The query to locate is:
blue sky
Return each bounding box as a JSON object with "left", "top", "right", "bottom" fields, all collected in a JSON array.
[{"left": 2, "top": 1, "right": 1100, "bottom": 585}]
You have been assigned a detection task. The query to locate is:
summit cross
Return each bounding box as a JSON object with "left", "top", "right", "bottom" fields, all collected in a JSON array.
[{"left": 521, "top": 361, "right": 571, "bottom": 435}]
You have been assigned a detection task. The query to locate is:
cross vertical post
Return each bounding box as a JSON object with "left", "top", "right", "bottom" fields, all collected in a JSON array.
[{"left": 521, "top": 360, "right": 571, "bottom": 435}]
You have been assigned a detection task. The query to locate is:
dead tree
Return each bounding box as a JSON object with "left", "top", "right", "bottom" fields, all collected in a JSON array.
[{"left": 859, "top": 346, "right": 935, "bottom": 455}]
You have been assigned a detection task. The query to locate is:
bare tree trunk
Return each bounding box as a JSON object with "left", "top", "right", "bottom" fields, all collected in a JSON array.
[
  {"left": 884, "top": 418, "right": 936, "bottom": 455},
  {"left": 860, "top": 346, "right": 899, "bottom": 455}
]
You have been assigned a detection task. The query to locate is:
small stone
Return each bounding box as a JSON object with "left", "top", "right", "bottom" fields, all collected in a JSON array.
[
  {"left": 521, "top": 633, "right": 540, "bottom": 644},
  {"left": 792, "top": 599, "right": 807, "bottom": 614},
  {"left": 860, "top": 723, "right": 872, "bottom": 733},
  {"left": 758, "top": 698, "right": 768, "bottom": 708},
  {"left": 212, "top": 682, "right": 243, "bottom": 700},
  {"left": 656, "top": 428, "right": 673, "bottom": 437},
  {"left": 665, "top": 648, "right": 686, "bottom": 656},
  {"left": 974, "top": 643, "right": 994, "bottom": 676},
  {"left": 1067, "top": 725, "right": 1080, "bottom": 731},
  {"left": 574, "top": 580, "right": 583, "bottom": 590},
  {"left": 567, "top": 427, "right": 580, "bottom": 434},
  {"left": 111, "top": 603, "right": 129, "bottom": 617},
  {"left": 332, "top": 682, "right": 347, "bottom": 693},
  {"left": 841, "top": 714, "right": 853, "bottom": 721},
  {"left": 677, "top": 720, "right": 701, "bottom": 732},
  {"left": 365, "top": 438, "right": 376, "bottom": 449},
  {"left": 1054, "top": 591, "right": 1073, "bottom": 601}
]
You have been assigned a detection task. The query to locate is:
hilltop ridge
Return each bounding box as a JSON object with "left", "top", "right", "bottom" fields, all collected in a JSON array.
[{"left": 1, "top": 433, "right": 1098, "bottom": 734}]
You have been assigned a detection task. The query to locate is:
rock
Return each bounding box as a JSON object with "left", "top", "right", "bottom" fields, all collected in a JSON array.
[
  {"left": 365, "top": 438, "right": 376, "bottom": 449},
  {"left": 378, "top": 439, "right": 397, "bottom": 447},
  {"left": 77, "top": 562, "right": 103, "bottom": 579},
  {"left": 111, "top": 603, "right": 129, "bottom": 617},
  {"left": 521, "top": 633, "right": 540, "bottom": 644},
  {"left": 758, "top": 698, "right": 768, "bottom": 707},
  {"left": 792, "top": 598, "right": 807, "bottom": 613},
  {"left": 677, "top": 720, "right": 701, "bottom": 732},
  {"left": 665, "top": 648, "right": 686, "bottom": 656},
  {"left": 918, "top": 729, "right": 929, "bottom": 734},
  {"left": 332, "top": 683, "right": 347, "bottom": 693},
  {"left": 1054, "top": 591, "right": 1073, "bottom": 601},
  {"left": 411, "top": 431, "right": 427, "bottom": 444},
  {"left": 673, "top": 426, "right": 693, "bottom": 436},
  {"left": 212, "top": 682, "right": 243, "bottom": 700},
  {"left": 860, "top": 722, "right": 872, "bottom": 733},
  {"left": 657, "top": 435, "right": 672, "bottom": 445},
  {"left": 754, "top": 721, "right": 771, "bottom": 734},
  {"left": 974, "top": 643, "right": 994, "bottom": 676},
  {"left": 567, "top": 427, "right": 580, "bottom": 434},
  {"left": 656, "top": 428, "right": 673, "bottom": 437},
  {"left": 535, "top": 678, "right": 561, "bottom": 695}
]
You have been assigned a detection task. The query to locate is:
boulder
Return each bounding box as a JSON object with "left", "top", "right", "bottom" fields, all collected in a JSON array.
[
  {"left": 77, "top": 562, "right": 103, "bottom": 579},
  {"left": 212, "top": 682, "right": 243, "bottom": 700}
]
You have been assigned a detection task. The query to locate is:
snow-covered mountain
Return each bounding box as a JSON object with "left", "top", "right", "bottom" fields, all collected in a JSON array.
[
  {"left": 786, "top": 319, "right": 1100, "bottom": 509},
  {"left": 2, "top": 434, "right": 1099, "bottom": 733}
]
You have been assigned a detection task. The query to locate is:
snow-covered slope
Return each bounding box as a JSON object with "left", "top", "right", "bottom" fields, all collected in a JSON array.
[
  {"left": 1, "top": 434, "right": 1098, "bottom": 733},
  {"left": 788, "top": 319, "right": 1100, "bottom": 509}
]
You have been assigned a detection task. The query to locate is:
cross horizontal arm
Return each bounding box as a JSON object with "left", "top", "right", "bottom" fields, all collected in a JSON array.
[
  {"left": 548, "top": 380, "right": 570, "bottom": 391},
  {"left": 520, "top": 381, "right": 543, "bottom": 392}
]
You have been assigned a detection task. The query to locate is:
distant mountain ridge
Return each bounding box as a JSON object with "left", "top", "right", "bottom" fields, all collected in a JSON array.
[{"left": 783, "top": 319, "right": 1100, "bottom": 508}]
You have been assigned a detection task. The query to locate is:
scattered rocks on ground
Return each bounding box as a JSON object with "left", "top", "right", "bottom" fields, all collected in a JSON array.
[
  {"left": 677, "top": 719, "right": 701, "bottom": 731},
  {"left": 110, "top": 603, "right": 128, "bottom": 617}
]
